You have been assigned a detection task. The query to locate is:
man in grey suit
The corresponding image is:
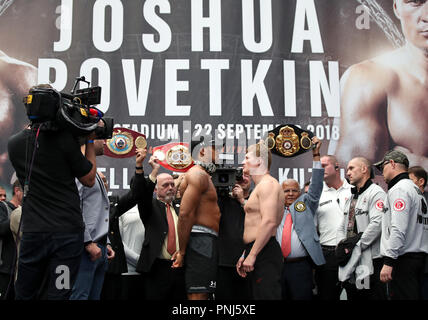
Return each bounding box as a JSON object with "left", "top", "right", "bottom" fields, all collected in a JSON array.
[
  {"left": 276, "top": 138, "right": 325, "bottom": 300},
  {"left": 70, "top": 134, "right": 120, "bottom": 300}
]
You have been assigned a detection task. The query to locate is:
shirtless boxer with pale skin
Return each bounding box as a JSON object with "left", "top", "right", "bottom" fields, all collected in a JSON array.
[
  {"left": 335, "top": 0, "right": 428, "bottom": 173},
  {"left": 235, "top": 142, "right": 285, "bottom": 299}
]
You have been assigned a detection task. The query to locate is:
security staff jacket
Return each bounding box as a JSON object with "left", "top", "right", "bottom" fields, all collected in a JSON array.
[
  {"left": 380, "top": 173, "right": 428, "bottom": 266},
  {"left": 337, "top": 180, "right": 385, "bottom": 260}
]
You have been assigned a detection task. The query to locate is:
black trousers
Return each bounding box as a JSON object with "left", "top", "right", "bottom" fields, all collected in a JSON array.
[
  {"left": 216, "top": 265, "right": 250, "bottom": 300},
  {"left": 101, "top": 273, "right": 145, "bottom": 300},
  {"left": 15, "top": 232, "right": 83, "bottom": 300},
  {"left": 122, "top": 274, "right": 145, "bottom": 300},
  {"left": 244, "top": 237, "right": 282, "bottom": 300},
  {"left": 315, "top": 246, "right": 342, "bottom": 300},
  {"left": 142, "top": 258, "right": 186, "bottom": 300},
  {"left": 0, "top": 273, "right": 13, "bottom": 300},
  {"left": 101, "top": 273, "right": 124, "bottom": 300},
  {"left": 420, "top": 273, "right": 428, "bottom": 300},
  {"left": 281, "top": 257, "right": 314, "bottom": 300},
  {"left": 343, "top": 258, "right": 386, "bottom": 300},
  {"left": 387, "top": 253, "right": 425, "bottom": 300}
]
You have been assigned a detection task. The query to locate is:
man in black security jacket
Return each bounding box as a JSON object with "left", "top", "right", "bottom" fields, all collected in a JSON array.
[{"left": 133, "top": 157, "right": 185, "bottom": 300}]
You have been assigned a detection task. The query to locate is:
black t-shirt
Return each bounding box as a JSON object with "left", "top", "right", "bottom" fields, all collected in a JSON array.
[
  {"left": 8, "top": 128, "right": 92, "bottom": 233},
  {"left": 217, "top": 195, "right": 246, "bottom": 267}
]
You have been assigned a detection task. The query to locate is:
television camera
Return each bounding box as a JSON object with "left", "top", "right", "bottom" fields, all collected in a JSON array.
[
  {"left": 212, "top": 164, "right": 244, "bottom": 197},
  {"left": 23, "top": 76, "right": 113, "bottom": 139}
]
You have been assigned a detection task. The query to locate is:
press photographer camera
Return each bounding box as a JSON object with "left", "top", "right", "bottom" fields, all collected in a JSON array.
[
  {"left": 212, "top": 164, "right": 244, "bottom": 197},
  {"left": 22, "top": 77, "right": 113, "bottom": 139}
]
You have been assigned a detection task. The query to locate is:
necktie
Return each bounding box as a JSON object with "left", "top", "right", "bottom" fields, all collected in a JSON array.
[
  {"left": 281, "top": 210, "right": 292, "bottom": 258},
  {"left": 166, "top": 203, "right": 176, "bottom": 255}
]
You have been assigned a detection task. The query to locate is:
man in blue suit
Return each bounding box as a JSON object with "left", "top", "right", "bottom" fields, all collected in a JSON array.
[{"left": 276, "top": 138, "right": 325, "bottom": 300}]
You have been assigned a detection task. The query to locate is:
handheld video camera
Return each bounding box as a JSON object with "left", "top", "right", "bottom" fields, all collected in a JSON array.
[
  {"left": 212, "top": 164, "right": 244, "bottom": 197},
  {"left": 23, "top": 76, "right": 113, "bottom": 139}
]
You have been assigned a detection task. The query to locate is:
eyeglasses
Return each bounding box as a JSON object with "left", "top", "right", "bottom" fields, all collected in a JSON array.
[{"left": 380, "top": 160, "right": 391, "bottom": 173}]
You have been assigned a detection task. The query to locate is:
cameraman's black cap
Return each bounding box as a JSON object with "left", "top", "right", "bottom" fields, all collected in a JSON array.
[
  {"left": 191, "top": 136, "right": 223, "bottom": 154},
  {"left": 373, "top": 150, "right": 409, "bottom": 171}
]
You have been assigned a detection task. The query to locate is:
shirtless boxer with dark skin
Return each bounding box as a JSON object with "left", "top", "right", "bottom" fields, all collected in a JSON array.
[{"left": 172, "top": 140, "right": 221, "bottom": 300}]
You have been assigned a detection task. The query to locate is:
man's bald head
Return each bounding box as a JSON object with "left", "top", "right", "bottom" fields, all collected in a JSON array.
[
  {"left": 156, "top": 173, "right": 174, "bottom": 187},
  {"left": 155, "top": 173, "right": 176, "bottom": 203},
  {"left": 353, "top": 157, "right": 371, "bottom": 168},
  {"left": 347, "top": 156, "right": 372, "bottom": 188}
]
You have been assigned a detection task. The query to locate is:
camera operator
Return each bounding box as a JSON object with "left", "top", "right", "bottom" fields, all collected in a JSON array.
[
  {"left": 7, "top": 84, "right": 97, "bottom": 300},
  {"left": 216, "top": 174, "right": 251, "bottom": 300}
]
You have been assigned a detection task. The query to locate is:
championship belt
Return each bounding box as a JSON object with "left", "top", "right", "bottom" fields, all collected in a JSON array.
[
  {"left": 104, "top": 127, "right": 147, "bottom": 158},
  {"left": 264, "top": 124, "right": 314, "bottom": 158},
  {"left": 152, "top": 142, "right": 194, "bottom": 172}
]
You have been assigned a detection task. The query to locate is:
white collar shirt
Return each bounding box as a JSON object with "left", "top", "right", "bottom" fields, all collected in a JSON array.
[{"left": 315, "top": 179, "right": 352, "bottom": 246}]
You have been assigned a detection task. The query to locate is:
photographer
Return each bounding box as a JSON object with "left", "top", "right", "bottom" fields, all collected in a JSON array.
[
  {"left": 216, "top": 174, "right": 251, "bottom": 300},
  {"left": 7, "top": 83, "right": 97, "bottom": 300}
]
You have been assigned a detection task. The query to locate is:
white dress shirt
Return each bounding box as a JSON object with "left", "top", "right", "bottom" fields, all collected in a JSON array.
[
  {"left": 315, "top": 179, "right": 352, "bottom": 246},
  {"left": 119, "top": 205, "right": 145, "bottom": 274}
]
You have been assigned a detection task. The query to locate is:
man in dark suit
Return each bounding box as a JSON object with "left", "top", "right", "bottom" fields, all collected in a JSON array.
[
  {"left": 276, "top": 138, "right": 325, "bottom": 300},
  {"left": 100, "top": 149, "right": 149, "bottom": 300},
  {"left": 134, "top": 167, "right": 185, "bottom": 300}
]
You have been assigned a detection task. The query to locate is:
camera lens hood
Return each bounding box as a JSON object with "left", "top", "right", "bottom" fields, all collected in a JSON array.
[{"left": 56, "top": 100, "right": 99, "bottom": 136}]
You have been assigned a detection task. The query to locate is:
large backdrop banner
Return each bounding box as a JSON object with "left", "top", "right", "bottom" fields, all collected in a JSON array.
[{"left": 1, "top": 0, "right": 420, "bottom": 196}]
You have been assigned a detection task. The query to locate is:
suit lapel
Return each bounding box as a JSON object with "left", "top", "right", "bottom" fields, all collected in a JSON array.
[
  {"left": 156, "top": 200, "right": 168, "bottom": 226},
  {"left": 172, "top": 200, "right": 180, "bottom": 216},
  {"left": 290, "top": 205, "right": 296, "bottom": 222},
  {"left": 292, "top": 195, "right": 306, "bottom": 221},
  {"left": 156, "top": 199, "right": 180, "bottom": 230},
  {"left": 96, "top": 173, "right": 109, "bottom": 202}
]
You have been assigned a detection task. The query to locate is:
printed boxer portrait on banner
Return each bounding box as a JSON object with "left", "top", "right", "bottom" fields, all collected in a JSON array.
[{"left": 332, "top": 0, "right": 428, "bottom": 179}]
